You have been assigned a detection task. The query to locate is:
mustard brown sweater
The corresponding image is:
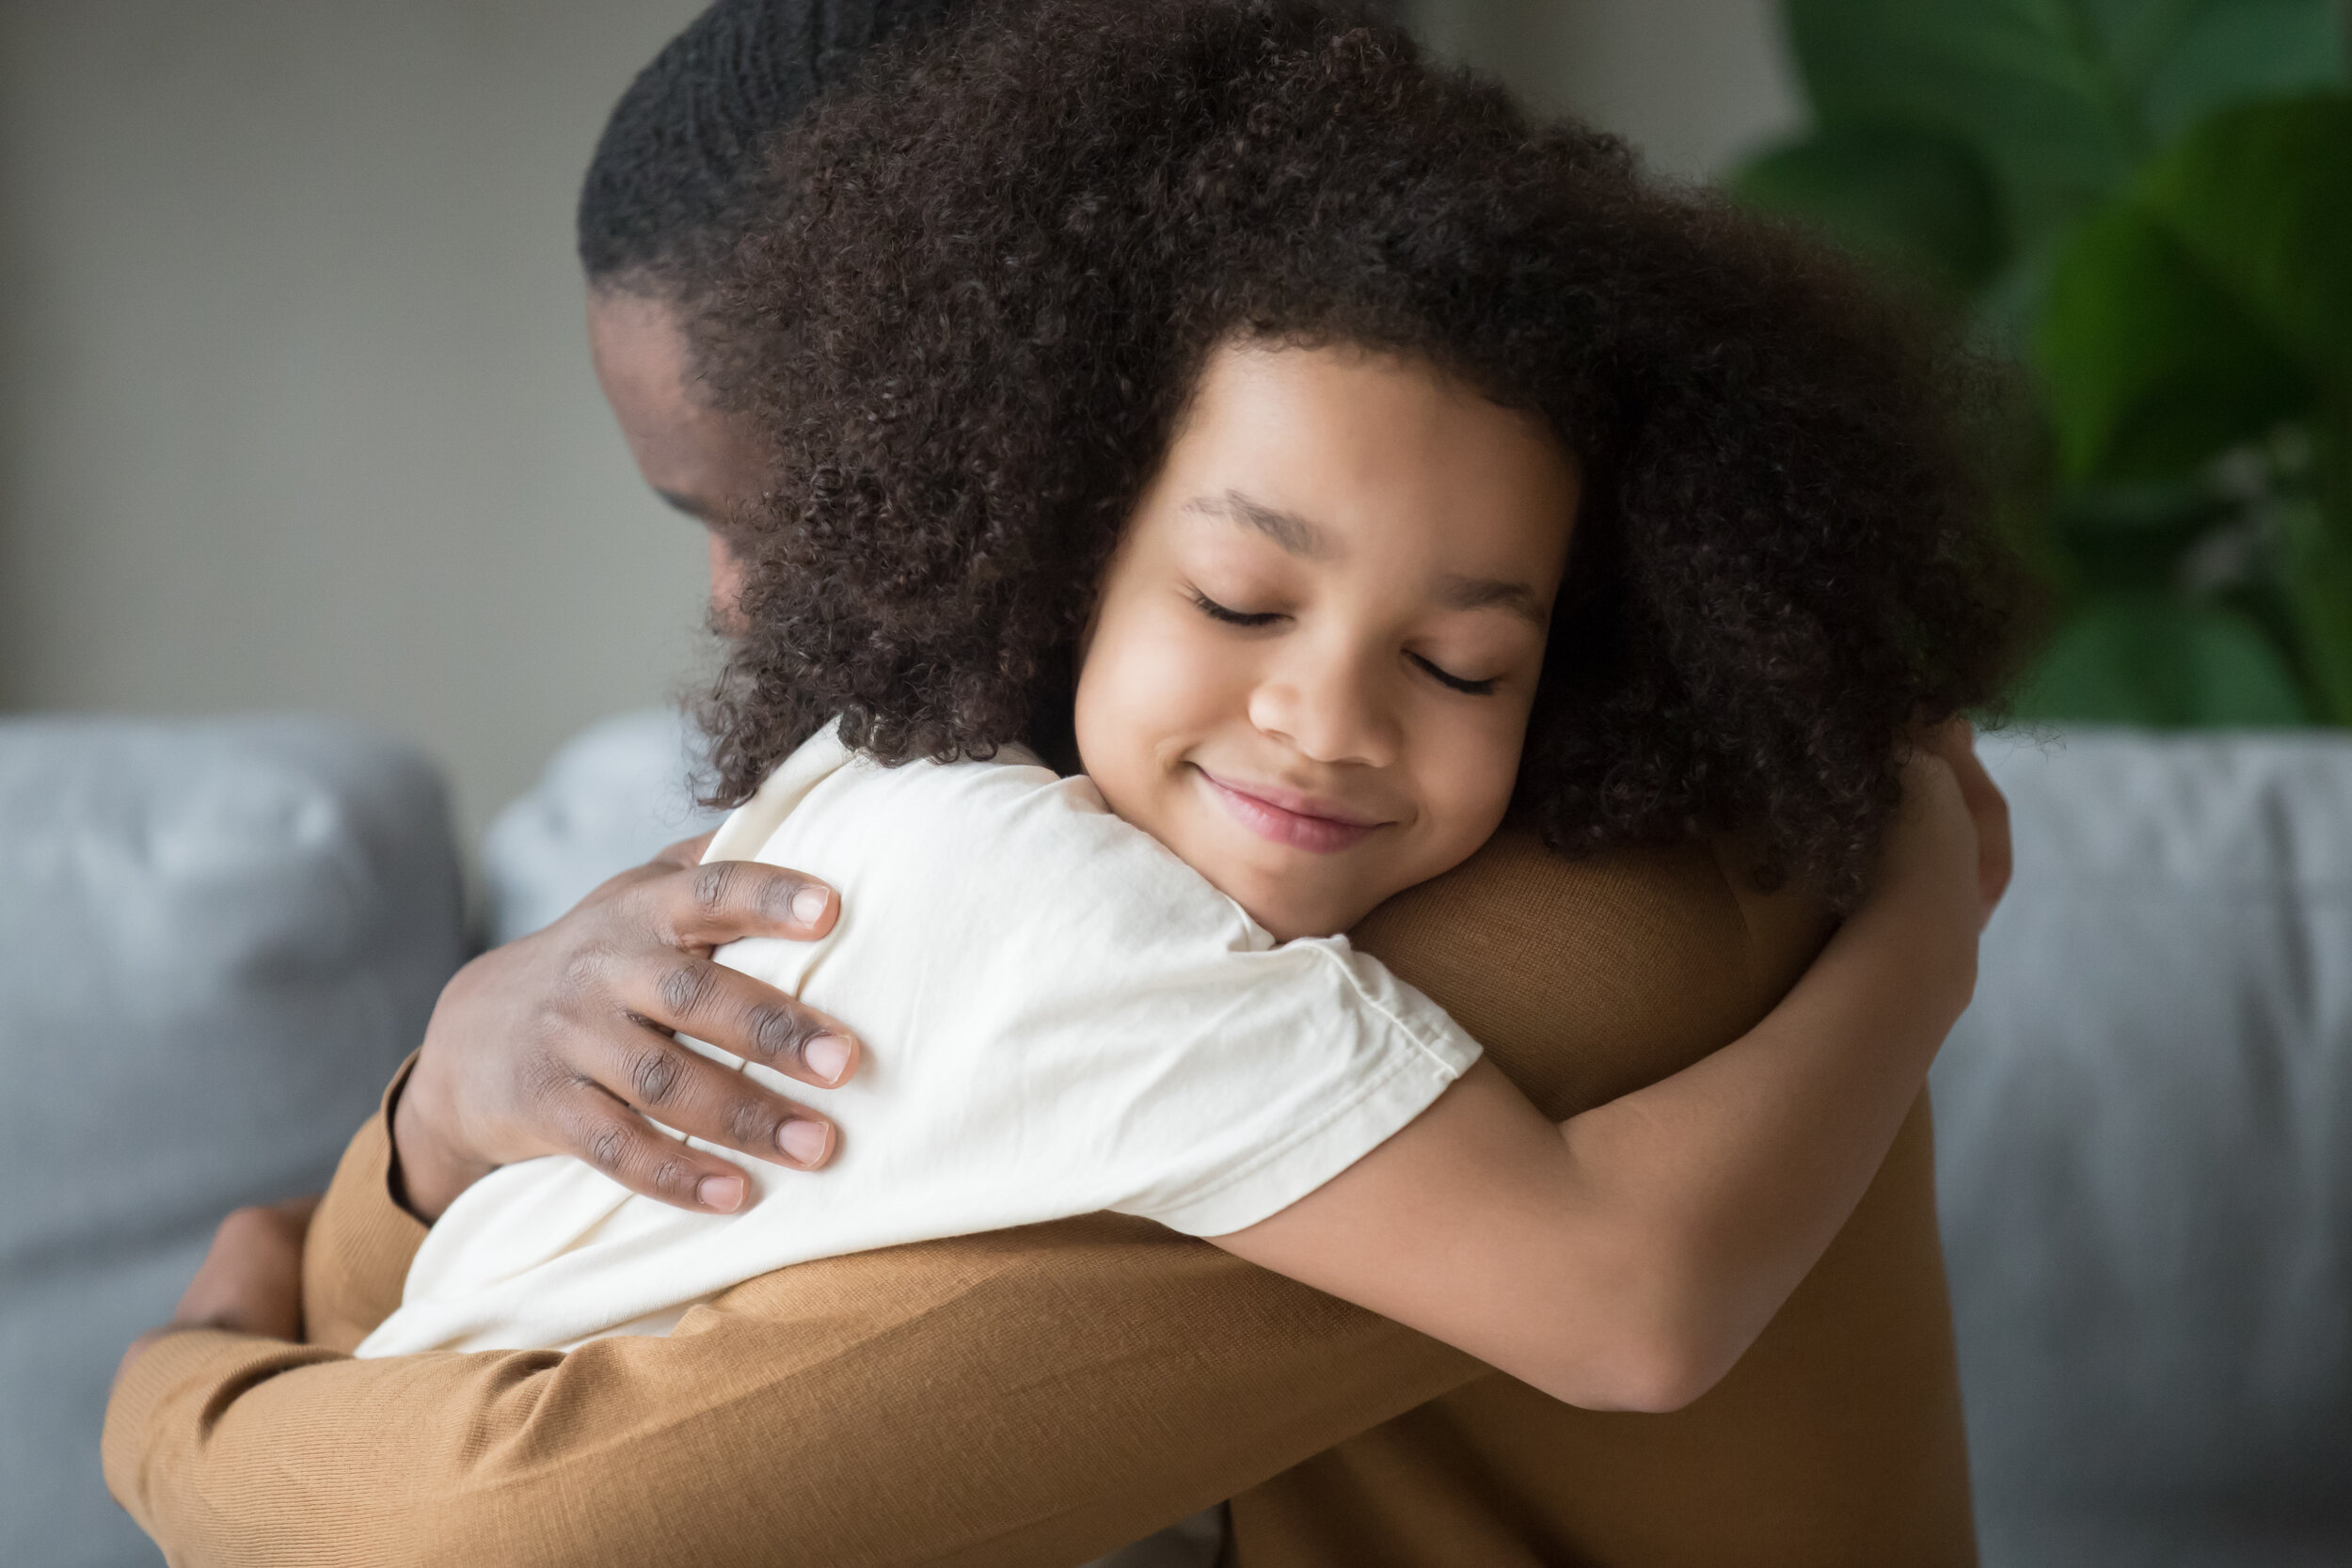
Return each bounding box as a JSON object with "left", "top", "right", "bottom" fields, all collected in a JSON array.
[{"left": 104, "top": 831, "right": 1975, "bottom": 1566}]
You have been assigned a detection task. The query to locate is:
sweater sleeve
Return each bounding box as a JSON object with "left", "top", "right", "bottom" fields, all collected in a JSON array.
[
  {"left": 104, "top": 1055, "right": 1465, "bottom": 1565},
  {"left": 106, "top": 1210, "right": 1476, "bottom": 1567},
  {"left": 299, "top": 1054, "right": 429, "bottom": 1354}
]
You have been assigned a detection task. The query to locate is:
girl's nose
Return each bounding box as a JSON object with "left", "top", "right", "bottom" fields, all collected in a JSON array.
[{"left": 1248, "top": 646, "right": 1400, "bottom": 768}]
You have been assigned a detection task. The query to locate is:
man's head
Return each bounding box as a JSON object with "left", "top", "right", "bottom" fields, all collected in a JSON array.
[{"left": 579, "top": 0, "right": 959, "bottom": 615}]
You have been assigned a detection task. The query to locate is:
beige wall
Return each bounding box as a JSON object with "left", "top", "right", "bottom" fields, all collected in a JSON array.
[
  {"left": 0, "top": 0, "right": 1795, "bottom": 848},
  {"left": 0, "top": 0, "right": 713, "bottom": 843},
  {"left": 1409, "top": 0, "right": 1799, "bottom": 179}
]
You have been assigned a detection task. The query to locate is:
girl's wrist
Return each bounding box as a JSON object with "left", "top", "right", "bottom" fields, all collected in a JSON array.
[{"left": 1840, "top": 868, "right": 1979, "bottom": 1029}]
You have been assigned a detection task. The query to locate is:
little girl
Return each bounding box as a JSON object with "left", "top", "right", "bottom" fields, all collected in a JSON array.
[{"left": 363, "top": 0, "right": 2015, "bottom": 1426}]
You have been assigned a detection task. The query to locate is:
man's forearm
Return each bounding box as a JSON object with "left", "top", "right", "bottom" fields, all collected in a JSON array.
[
  {"left": 114, "top": 1210, "right": 1476, "bottom": 1567},
  {"left": 267, "top": 1073, "right": 1478, "bottom": 1565}
]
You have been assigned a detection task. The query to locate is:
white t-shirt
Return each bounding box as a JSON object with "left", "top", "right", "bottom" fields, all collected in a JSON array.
[{"left": 358, "top": 722, "right": 1481, "bottom": 1358}]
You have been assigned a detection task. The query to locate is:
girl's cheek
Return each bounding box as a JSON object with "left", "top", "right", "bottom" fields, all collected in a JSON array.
[
  {"left": 1123, "top": 604, "right": 1249, "bottom": 721},
  {"left": 1422, "top": 695, "right": 1532, "bottom": 837},
  {"left": 1076, "top": 598, "right": 1227, "bottom": 781}
]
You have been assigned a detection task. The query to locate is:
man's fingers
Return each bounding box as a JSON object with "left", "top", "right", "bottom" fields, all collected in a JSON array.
[
  {"left": 553, "top": 1079, "right": 812, "bottom": 1214},
  {"left": 575, "top": 832, "right": 725, "bottom": 908},
  {"left": 624, "top": 953, "right": 861, "bottom": 1091},
  {"left": 590, "top": 1022, "right": 842, "bottom": 1172},
  {"left": 648, "top": 857, "right": 840, "bottom": 948}
]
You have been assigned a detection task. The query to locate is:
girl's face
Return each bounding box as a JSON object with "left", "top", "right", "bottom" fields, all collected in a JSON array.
[{"left": 1075, "top": 341, "right": 1580, "bottom": 942}]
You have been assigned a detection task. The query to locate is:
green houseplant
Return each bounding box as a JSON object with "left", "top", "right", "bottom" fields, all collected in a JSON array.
[{"left": 1732, "top": 0, "right": 2352, "bottom": 725}]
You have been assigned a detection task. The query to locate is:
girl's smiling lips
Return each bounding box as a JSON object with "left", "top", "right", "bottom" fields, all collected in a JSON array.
[{"left": 1195, "top": 767, "right": 1391, "bottom": 853}]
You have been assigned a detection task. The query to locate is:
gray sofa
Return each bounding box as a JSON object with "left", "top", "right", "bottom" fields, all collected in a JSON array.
[
  {"left": 0, "top": 718, "right": 465, "bottom": 1568},
  {"left": 3, "top": 711, "right": 2345, "bottom": 1567},
  {"left": 1937, "top": 733, "right": 2352, "bottom": 1567}
]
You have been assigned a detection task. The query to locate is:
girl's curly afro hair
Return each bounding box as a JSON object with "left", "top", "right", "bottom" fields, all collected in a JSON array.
[{"left": 695, "top": 0, "right": 2023, "bottom": 906}]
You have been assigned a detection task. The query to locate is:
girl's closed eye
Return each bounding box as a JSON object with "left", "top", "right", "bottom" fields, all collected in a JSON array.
[
  {"left": 1408, "top": 652, "right": 1500, "bottom": 696},
  {"left": 1189, "top": 588, "right": 1507, "bottom": 693},
  {"left": 1188, "top": 588, "right": 1285, "bottom": 628}
]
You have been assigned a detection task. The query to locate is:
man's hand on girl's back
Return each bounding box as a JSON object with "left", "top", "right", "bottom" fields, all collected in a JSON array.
[{"left": 392, "top": 833, "right": 863, "bottom": 1223}]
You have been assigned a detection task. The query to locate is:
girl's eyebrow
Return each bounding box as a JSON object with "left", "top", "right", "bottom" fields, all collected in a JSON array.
[
  {"left": 1184, "top": 489, "right": 1331, "bottom": 560},
  {"left": 1438, "top": 574, "right": 1549, "bottom": 626}
]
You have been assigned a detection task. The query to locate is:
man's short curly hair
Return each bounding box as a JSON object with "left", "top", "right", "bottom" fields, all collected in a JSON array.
[
  {"left": 696, "top": 0, "right": 2023, "bottom": 906},
  {"left": 577, "top": 0, "right": 960, "bottom": 294}
]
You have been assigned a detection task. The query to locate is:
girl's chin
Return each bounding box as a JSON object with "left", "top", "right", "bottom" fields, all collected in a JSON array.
[
  {"left": 1213, "top": 862, "right": 1371, "bottom": 942},
  {"left": 1155, "top": 795, "right": 1382, "bottom": 938}
]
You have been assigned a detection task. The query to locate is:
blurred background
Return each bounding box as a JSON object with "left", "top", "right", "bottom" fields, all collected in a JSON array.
[
  {"left": 9, "top": 0, "right": 2344, "bottom": 851},
  {"left": 0, "top": 0, "right": 723, "bottom": 849}
]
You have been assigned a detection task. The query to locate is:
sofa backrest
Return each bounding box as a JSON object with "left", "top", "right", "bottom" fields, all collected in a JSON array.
[
  {"left": 479, "top": 706, "right": 721, "bottom": 946},
  {"left": 0, "top": 717, "right": 465, "bottom": 1568},
  {"left": 1938, "top": 731, "right": 2352, "bottom": 1567}
]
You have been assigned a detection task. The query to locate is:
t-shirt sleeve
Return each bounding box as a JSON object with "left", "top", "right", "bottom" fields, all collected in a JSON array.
[
  {"left": 818, "top": 762, "right": 1487, "bottom": 1242},
  {"left": 1098, "top": 940, "right": 1481, "bottom": 1236}
]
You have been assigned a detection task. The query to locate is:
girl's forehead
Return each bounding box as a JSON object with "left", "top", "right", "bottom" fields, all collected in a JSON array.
[{"left": 1154, "top": 341, "right": 1579, "bottom": 577}]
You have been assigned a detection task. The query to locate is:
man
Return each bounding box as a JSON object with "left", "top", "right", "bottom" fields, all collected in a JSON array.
[{"left": 106, "top": 3, "right": 1991, "bottom": 1561}]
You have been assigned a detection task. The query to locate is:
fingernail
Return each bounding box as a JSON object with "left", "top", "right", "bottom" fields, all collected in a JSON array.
[
  {"left": 698, "top": 1174, "right": 747, "bottom": 1212},
  {"left": 778, "top": 1119, "right": 831, "bottom": 1164},
  {"left": 805, "top": 1033, "right": 853, "bottom": 1084},
  {"left": 791, "top": 886, "right": 831, "bottom": 927}
]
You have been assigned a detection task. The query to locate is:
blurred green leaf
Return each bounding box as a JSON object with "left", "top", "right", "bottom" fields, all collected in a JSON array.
[
  {"left": 2051, "top": 479, "right": 2234, "bottom": 587},
  {"left": 1784, "top": 0, "right": 2345, "bottom": 269},
  {"left": 2034, "top": 200, "right": 2309, "bottom": 482},
  {"left": 2010, "top": 592, "right": 2310, "bottom": 722},
  {"left": 2142, "top": 93, "right": 2352, "bottom": 384},
  {"left": 1732, "top": 124, "right": 2006, "bottom": 293},
  {"left": 1788, "top": 0, "right": 2135, "bottom": 253},
  {"left": 2124, "top": 0, "right": 2348, "bottom": 142},
  {"left": 2274, "top": 480, "right": 2352, "bottom": 722},
  {"left": 1764, "top": 0, "right": 2352, "bottom": 732}
]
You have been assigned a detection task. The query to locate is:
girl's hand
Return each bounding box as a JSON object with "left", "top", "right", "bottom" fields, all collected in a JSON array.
[
  {"left": 392, "top": 835, "right": 864, "bottom": 1223},
  {"left": 1922, "top": 718, "right": 2011, "bottom": 928},
  {"left": 1870, "top": 728, "right": 1989, "bottom": 1015}
]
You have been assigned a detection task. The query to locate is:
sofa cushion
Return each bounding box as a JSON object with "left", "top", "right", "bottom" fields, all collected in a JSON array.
[
  {"left": 480, "top": 706, "right": 720, "bottom": 946},
  {"left": 1937, "top": 730, "right": 2352, "bottom": 1568},
  {"left": 0, "top": 716, "right": 465, "bottom": 1568}
]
